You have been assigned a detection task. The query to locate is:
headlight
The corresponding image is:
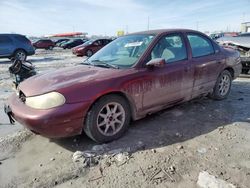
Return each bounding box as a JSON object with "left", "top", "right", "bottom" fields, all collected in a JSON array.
[
  {"left": 25, "top": 92, "right": 66, "bottom": 109},
  {"left": 77, "top": 47, "right": 84, "bottom": 51}
]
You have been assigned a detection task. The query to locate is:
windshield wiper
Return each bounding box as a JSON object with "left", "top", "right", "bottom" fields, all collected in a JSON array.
[{"left": 91, "top": 59, "right": 119, "bottom": 69}]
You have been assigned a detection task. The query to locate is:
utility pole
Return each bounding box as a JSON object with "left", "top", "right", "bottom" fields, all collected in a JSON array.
[
  {"left": 243, "top": 12, "right": 245, "bottom": 23},
  {"left": 147, "top": 16, "right": 150, "bottom": 30},
  {"left": 196, "top": 21, "right": 199, "bottom": 31}
]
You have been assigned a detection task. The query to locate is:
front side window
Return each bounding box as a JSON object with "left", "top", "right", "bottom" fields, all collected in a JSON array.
[
  {"left": 87, "top": 34, "right": 155, "bottom": 68},
  {"left": 187, "top": 34, "right": 214, "bottom": 58},
  {"left": 150, "top": 34, "right": 187, "bottom": 63}
]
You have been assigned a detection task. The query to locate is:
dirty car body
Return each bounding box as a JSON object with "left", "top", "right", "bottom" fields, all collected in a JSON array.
[{"left": 6, "top": 29, "right": 242, "bottom": 142}]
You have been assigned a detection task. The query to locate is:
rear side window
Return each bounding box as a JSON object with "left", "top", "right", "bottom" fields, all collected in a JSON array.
[
  {"left": 0, "top": 36, "right": 12, "bottom": 44},
  {"left": 187, "top": 34, "right": 214, "bottom": 58},
  {"left": 151, "top": 34, "right": 187, "bottom": 63},
  {"left": 15, "top": 35, "right": 29, "bottom": 43},
  {"left": 104, "top": 39, "right": 111, "bottom": 45}
]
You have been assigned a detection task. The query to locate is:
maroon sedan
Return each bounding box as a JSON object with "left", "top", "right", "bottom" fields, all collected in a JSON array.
[
  {"left": 33, "top": 39, "right": 55, "bottom": 50},
  {"left": 72, "top": 39, "right": 112, "bottom": 57},
  {"left": 5, "top": 29, "right": 241, "bottom": 143}
]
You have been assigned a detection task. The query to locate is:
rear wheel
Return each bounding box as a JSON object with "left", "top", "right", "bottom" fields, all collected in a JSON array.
[
  {"left": 14, "top": 50, "right": 26, "bottom": 61},
  {"left": 84, "top": 95, "right": 131, "bottom": 143},
  {"left": 210, "top": 70, "right": 232, "bottom": 100}
]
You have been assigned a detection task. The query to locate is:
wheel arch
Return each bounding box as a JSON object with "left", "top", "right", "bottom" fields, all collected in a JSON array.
[
  {"left": 224, "top": 67, "right": 234, "bottom": 78},
  {"left": 13, "top": 48, "right": 27, "bottom": 56},
  {"left": 86, "top": 91, "right": 137, "bottom": 122}
]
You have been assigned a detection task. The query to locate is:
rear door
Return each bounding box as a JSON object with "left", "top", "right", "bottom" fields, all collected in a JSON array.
[
  {"left": 0, "top": 36, "right": 13, "bottom": 56},
  {"left": 186, "top": 33, "right": 224, "bottom": 97},
  {"left": 142, "top": 33, "right": 194, "bottom": 110}
]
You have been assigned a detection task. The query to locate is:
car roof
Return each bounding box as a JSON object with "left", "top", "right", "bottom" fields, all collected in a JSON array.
[
  {"left": 0, "top": 33, "right": 25, "bottom": 37},
  {"left": 127, "top": 29, "right": 202, "bottom": 36}
]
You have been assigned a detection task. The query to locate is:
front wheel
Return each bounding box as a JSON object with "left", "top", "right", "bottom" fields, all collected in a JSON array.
[
  {"left": 210, "top": 70, "right": 232, "bottom": 100},
  {"left": 84, "top": 95, "right": 131, "bottom": 143},
  {"left": 86, "top": 49, "right": 93, "bottom": 57},
  {"left": 48, "top": 46, "right": 53, "bottom": 50}
]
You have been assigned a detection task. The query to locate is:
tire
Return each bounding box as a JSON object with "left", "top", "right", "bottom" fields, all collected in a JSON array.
[
  {"left": 48, "top": 46, "right": 53, "bottom": 50},
  {"left": 14, "top": 50, "right": 27, "bottom": 61},
  {"left": 84, "top": 95, "right": 131, "bottom": 143},
  {"left": 86, "top": 49, "right": 93, "bottom": 57},
  {"left": 210, "top": 70, "right": 232, "bottom": 100},
  {"left": 241, "top": 69, "right": 249, "bottom": 74}
]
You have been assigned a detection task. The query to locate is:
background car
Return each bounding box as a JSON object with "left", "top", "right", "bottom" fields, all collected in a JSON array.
[
  {"left": 217, "top": 33, "right": 250, "bottom": 74},
  {"left": 0, "top": 34, "right": 35, "bottom": 61},
  {"left": 54, "top": 38, "right": 69, "bottom": 46},
  {"left": 32, "top": 39, "right": 55, "bottom": 50},
  {"left": 237, "top": 32, "right": 250, "bottom": 37},
  {"left": 6, "top": 29, "right": 241, "bottom": 143},
  {"left": 61, "top": 39, "right": 87, "bottom": 49},
  {"left": 57, "top": 40, "right": 69, "bottom": 47},
  {"left": 72, "top": 39, "right": 112, "bottom": 57}
]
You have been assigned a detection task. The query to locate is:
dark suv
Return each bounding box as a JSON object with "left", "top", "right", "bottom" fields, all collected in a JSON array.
[
  {"left": 32, "top": 39, "right": 55, "bottom": 50},
  {"left": 0, "top": 34, "right": 35, "bottom": 61}
]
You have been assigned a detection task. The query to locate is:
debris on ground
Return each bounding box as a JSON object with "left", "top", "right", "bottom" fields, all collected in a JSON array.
[
  {"left": 72, "top": 150, "right": 98, "bottom": 167},
  {"left": 197, "top": 171, "right": 236, "bottom": 188},
  {"left": 197, "top": 148, "right": 207, "bottom": 154},
  {"left": 113, "top": 152, "right": 131, "bottom": 166}
]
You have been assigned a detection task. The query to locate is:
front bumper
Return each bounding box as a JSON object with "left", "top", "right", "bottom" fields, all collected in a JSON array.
[
  {"left": 72, "top": 49, "right": 85, "bottom": 56},
  {"left": 6, "top": 94, "right": 91, "bottom": 138}
]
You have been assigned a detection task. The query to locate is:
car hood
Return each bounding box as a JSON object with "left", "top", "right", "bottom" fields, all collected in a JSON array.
[
  {"left": 72, "top": 44, "right": 85, "bottom": 50},
  {"left": 19, "top": 65, "right": 119, "bottom": 97}
]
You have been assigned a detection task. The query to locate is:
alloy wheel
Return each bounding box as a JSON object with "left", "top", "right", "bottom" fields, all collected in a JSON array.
[
  {"left": 96, "top": 102, "right": 125, "bottom": 136},
  {"left": 16, "top": 51, "right": 26, "bottom": 61},
  {"left": 218, "top": 74, "right": 230, "bottom": 96}
]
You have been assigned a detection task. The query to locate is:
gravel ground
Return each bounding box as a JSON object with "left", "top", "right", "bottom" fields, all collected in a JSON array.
[{"left": 0, "top": 49, "right": 250, "bottom": 188}]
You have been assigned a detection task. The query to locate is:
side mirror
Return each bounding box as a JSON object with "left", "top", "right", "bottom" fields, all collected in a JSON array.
[{"left": 146, "top": 58, "right": 166, "bottom": 68}]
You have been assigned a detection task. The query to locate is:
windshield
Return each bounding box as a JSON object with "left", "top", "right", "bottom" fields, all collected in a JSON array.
[
  {"left": 87, "top": 34, "right": 155, "bottom": 68},
  {"left": 83, "top": 40, "right": 94, "bottom": 46}
]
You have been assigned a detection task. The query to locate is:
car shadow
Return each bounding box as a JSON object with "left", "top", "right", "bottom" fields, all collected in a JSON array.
[{"left": 51, "top": 80, "right": 250, "bottom": 155}]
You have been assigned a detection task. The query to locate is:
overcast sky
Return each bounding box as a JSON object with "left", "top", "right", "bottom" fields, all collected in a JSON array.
[{"left": 0, "top": 0, "right": 250, "bottom": 36}]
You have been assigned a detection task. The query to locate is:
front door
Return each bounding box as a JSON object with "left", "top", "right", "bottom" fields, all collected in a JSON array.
[{"left": 141, "top": 33, "right": 194, "bottom": 111}]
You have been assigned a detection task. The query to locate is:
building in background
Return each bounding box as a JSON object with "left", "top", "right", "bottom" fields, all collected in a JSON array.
[
  {"left": 117, "top": 30, "right": 125, "bottom": 37},
  {"left": 241, "top": 22, "right": 250, "bottom": 33}
]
